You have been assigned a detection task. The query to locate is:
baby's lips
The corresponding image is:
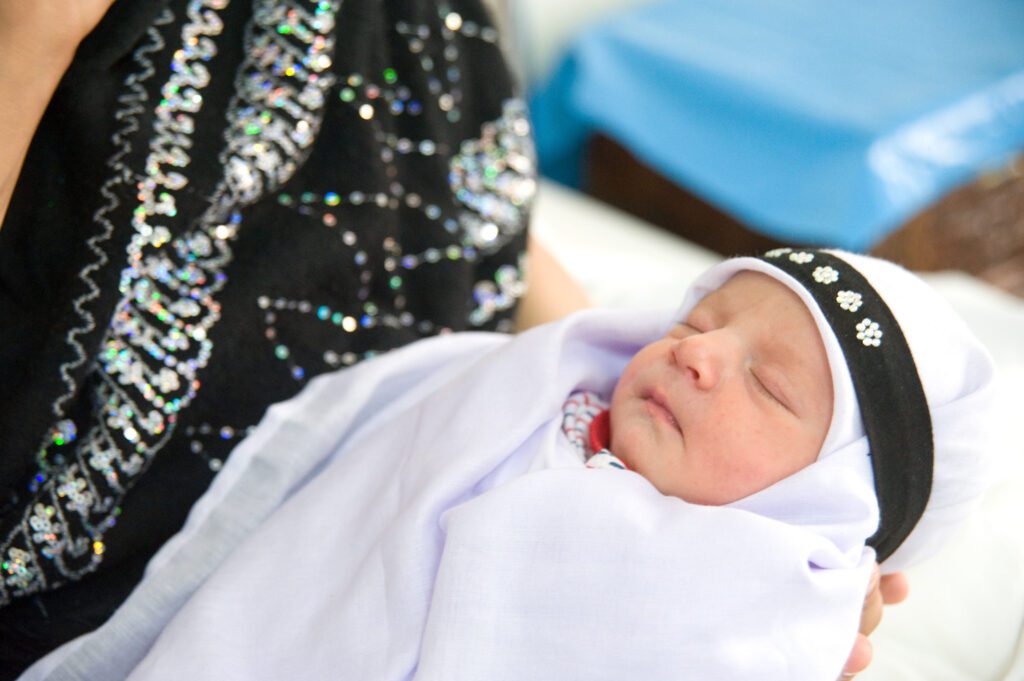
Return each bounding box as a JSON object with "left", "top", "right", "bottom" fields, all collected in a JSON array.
[{"left": 644, "top": 391, "right": 683, "bottom": 434}]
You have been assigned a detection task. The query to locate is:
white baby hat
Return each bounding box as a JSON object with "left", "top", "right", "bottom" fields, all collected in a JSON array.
[{"left": 673, "top": 249, "right": 996, "bottom": 571}]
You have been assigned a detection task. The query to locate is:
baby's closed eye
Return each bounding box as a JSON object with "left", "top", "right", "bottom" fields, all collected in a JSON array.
[{"left": 751, "top": 369, "right": 791, "bottom": 412}]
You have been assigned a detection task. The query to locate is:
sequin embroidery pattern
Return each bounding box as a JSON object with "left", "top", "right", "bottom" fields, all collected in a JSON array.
[
  {"left": 242, "top": 93, "right": 534, "bottom": 400},
  {"left": 450, "top": 99, "right": 536, "bottom": 252},
  {"left": 248, "top": 38, "right": 535, "bottom": 388},
  {"left": 1, "top": 0, "right": 340, "bottom": 605},
  {"left": 51, "top": 11, "right": 174, "bottom": 426}
]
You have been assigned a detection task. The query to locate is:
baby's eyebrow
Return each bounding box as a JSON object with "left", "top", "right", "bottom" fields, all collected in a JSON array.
[
  {"left": 686, "top": 303, "right": 717, "bottom": 329},
  {"left": 665, "top": 323, "right": 689, "bottom": 339}
]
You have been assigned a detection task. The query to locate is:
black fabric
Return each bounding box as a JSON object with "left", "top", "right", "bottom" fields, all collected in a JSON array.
[
  {"left": 0, "top": 1, "right": 528, "bottom": 675},
  {"left": 758, "top": 249, "right": 933, "bottom": 563},
  {"left": 0, "top": 3, "right": 160, "bottom": 468}
]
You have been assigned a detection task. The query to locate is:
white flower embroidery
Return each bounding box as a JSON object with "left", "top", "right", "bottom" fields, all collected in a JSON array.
[
  {"left": 765, "top": 248, "right": 792, "bottom": 258},
  {"left": 836, "top": 290, "right": 862, "bottom": 312},
  {"left": 789, "top": 251, "right": 814, "bottom": 264},
  {"left": 812, "top": 266, "right": 839, "bottom": 284},
  {"left": 856, "top": 318, "right": 883, "bottom": 347}
]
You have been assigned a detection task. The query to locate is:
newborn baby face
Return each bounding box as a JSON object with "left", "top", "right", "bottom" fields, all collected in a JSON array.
[{"left": 609, "top": 271, "right": 833, "bottom": 505}]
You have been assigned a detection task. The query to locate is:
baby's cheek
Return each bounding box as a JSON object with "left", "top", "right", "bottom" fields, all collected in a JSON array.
[
  {"left": 733, "top": 447, "right": 801, "bottom": 495},
  {"left": 609, "top": 363, "right": 640, "bottom": 412},
  {"left": 616, "top": 356, "right": 642, "bottom": 385},
  {"left": 608, "top": 408, "right": 650, "bottom": 467},
  {"left": 607, "top": 405, "right": 630, "bottom": 455}
]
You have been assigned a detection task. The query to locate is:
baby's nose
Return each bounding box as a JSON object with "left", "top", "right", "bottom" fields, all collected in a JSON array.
[{"left": 672, "top": 330, "right": 741, "bottom": 390}]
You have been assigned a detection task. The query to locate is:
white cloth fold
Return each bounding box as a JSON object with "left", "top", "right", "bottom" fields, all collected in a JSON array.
[{"left": 24, "top": 308, "right": 880, "bottom": 681}]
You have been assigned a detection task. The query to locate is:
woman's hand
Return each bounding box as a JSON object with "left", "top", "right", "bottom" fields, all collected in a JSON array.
[{"left": 840, "top": 567, "right": 910, "bottom": 679}]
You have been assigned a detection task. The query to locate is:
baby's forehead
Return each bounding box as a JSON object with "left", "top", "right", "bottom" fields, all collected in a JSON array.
[
  {"left": 706, "top": 270, "right": 791, "bottom": 299},
  {"left": 689, "top": 272, "right": 817, "bottom": 326},
  {"left": 681, "top": 270, "right": 835, "bottom": 370}
]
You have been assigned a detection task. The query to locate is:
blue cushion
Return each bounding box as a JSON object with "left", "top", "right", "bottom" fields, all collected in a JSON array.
[{"left": 530, "top": 0, "right": 1024, "bottom": 250}]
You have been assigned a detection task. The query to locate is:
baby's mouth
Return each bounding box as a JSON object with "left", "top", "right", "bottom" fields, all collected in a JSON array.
[{"left": 644, "top": 392, "right": 682, "bottom": 434}]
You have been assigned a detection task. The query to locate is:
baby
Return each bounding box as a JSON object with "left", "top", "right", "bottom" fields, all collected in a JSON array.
[
  {"left": 563, "top": 247, "right": 994, "bottom": 568},
  {"left": 31, "top": 249, "right": 995, "bottom": 681},
  {"left": 572, "top": 269, "right": 833, "bottom": 505}
]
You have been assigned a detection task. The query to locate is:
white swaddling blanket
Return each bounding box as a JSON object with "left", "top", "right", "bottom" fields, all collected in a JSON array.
[{"left": 24, "top": 308, "right": 876, "bottom": 681}]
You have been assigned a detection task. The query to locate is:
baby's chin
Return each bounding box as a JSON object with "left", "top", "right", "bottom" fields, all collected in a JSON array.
[
  {"left": 609, "top": 427, "right": 662, "bottom": 481},
  {"left": 609, "top": 426, "right": 731, "bottom": 506}
]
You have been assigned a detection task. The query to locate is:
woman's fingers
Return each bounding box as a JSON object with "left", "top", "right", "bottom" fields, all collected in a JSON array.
[
  {"left": 860, "top": 564, "right": 884, "bottom": 635},
  {"left": 841, "top": 564, "right": 881, "bottom": 679},
  {"left": 841, "top": 567, "right": 910, "bottom": 679},
  {"left": 840, "top": 633, "right": 874, "bottom": 679},
  {"left": 880, "top": 572, "right": 910, "bottom": 605}
]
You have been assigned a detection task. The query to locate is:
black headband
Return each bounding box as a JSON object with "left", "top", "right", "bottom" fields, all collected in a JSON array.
[{"left": 758, "top": 248, "right": 933, "bottom": 562}]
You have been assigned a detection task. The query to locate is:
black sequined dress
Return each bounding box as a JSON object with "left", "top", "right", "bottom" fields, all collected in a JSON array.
[{"left": 0, "top": 0, "right": 533, "bottom": 672}]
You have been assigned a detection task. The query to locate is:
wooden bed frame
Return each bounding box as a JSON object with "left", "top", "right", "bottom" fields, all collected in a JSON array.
[{"left": 586, "top": 134, "right": 1024, "bottom": 298}]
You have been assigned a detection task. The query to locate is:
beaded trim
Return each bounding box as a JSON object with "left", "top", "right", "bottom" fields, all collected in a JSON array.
[
  {"left": 2, "top": 1, "right": 534, "bottom": 608},
  {"left": 0, "top": 9, "right": 174, "bottom": 605},
  {"left": 50, "top": 11, "right": 175, "bottom": 431},
  {"left": 0, "top": 0, "right": 340, "bottom": 605},
  {"left": 450, "top": 99, "right": 536, "bottom": 253}
]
